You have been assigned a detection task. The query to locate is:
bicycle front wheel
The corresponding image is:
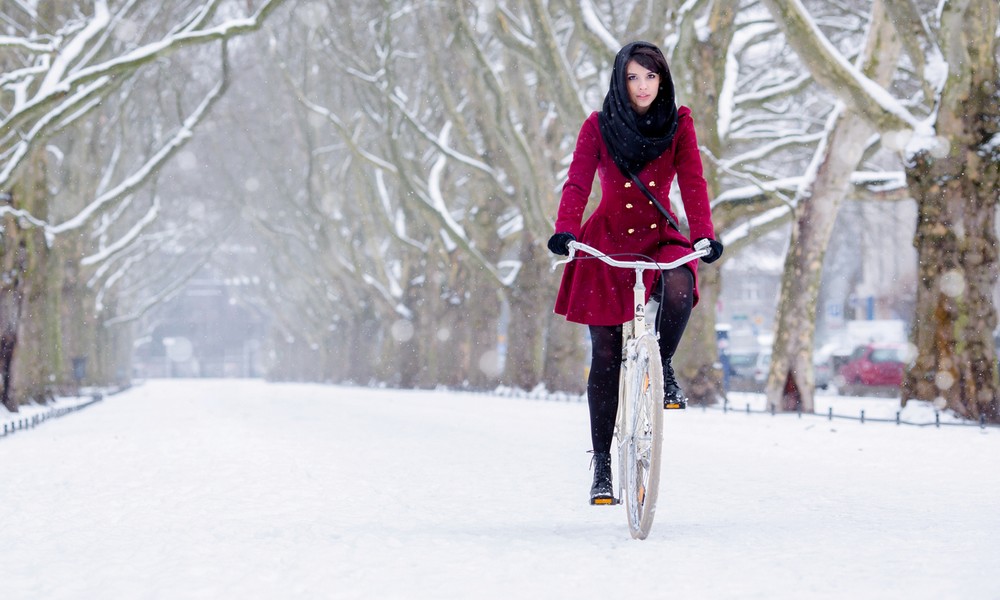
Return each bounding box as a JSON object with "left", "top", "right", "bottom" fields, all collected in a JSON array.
[{"left": 618, "top": 333, "right": 664, "bottom": 540}]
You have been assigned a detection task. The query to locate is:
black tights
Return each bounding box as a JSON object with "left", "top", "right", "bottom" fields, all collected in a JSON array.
[{"left": 586, "top": 267, "right": 694, "bottom": 454}]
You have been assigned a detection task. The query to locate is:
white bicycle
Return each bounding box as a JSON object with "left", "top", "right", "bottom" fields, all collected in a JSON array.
[{"left": 555, "top": 238, "right": 711, "bottom": 539}]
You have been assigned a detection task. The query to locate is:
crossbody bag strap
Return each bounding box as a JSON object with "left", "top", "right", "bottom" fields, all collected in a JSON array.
[{"left": 629, "top": 172, "right": 681, "bottom": 233}]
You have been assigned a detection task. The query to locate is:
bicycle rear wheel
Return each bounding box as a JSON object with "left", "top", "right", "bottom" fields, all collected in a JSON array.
[{"left": 617, "top": 333, "right": 664, "bottom": 539}]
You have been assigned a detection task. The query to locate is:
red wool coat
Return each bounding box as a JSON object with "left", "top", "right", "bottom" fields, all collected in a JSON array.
[{"left": 553, "top": 107, "right": 716, "bottom": 326}]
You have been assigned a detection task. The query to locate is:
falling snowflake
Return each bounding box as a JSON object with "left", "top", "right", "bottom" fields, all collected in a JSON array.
[
  {"left": 939, "top": 270, "right": 965, "bottom": 298},
  {"left": 934, "top": 371, "right": 955, "bottom": 391},
  {"left": 478, "top": 350, "right": 502, "bottom": 377},
  {"left": 391, "top": 319, "right": 414, "bottom": 343}
]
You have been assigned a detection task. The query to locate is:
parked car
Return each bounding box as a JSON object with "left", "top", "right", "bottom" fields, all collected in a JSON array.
[
  {"left": 814, "top": 357, "right": 834, "bottom": 389},
  {"left": 753, "top": 350, "right": 771, "bottom": 386},
  {"left": 837, "top": 343, "right": 907, "bottom": 387},
  {"left": 727, "top": 349, "right": 770, "bottom": 391}
]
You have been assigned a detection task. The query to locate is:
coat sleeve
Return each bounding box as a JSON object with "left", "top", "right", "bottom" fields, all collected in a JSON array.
[
  {"left": 553, "top": 113, "right": 601, "bottom": 238},
  {"left": 673, "top": 108, "right": 716, "bottom": 243}
]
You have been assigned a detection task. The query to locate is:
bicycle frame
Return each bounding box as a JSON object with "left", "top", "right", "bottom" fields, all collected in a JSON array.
[{"left": 553, "top": 238, "right": 711, "bottom": 535}]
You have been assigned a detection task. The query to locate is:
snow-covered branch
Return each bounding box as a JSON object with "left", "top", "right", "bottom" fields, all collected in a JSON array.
[
  {"left": 881, "top": 0, "right": 944, "bottom": 103},
  {"left": 0, "top": 76, "right": 113, "bottom": 189},
  {"left": 374, "top": 169, "right": 428, "bottom": 252},
  {"left": 36, "top": 0, "right": 112, "bottom": 98},
  {"left": 387, "top": 94, "right": 500, "bottom": 181},
  {"left": 0, "top": 36, "right": 55, "bottom": 53},
  {"left": 48, "top": 42, "right": 232, "bottom": 239},
  {"left": 760, "top": 0, "right": 922, "bottom": 134},
  {"left": 100, "top": 230, "right": 226, "bottom": 326},
  {"left": 421, "top": 139, "right": 508, "bottom": 287},
  {"left": 292, "top": 91, "right": 399, "bottom": 174},
  {"left": 81, "top": 196, "right": 159, "bottom": 266},
  {"left": 721, "top": 132, "right": 826, "bottom": 169},
  {"left": 719, "top": 204, "right": 791, "bottom": 247},
  {"left": 578, "top": 0, "right": 619, "bottom": 54},
  {"left": 1, "top": 0, "right": 287, "bottom": 186}
]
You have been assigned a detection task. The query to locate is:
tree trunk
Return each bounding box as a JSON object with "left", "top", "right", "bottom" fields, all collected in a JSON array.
[
  {"left": 677, "top": 264, "right": 723, "bottom": 405},
  {"left": 1, "top": 147, "right": 49, "bottom": 410},
  {"left": 901, "top": 0, "right": 1000, "bottom": 423},
  {"left": 465, "top": 285, "right": 504, "bottom": 390},
  {"left": 502, "top": 238, "right": 547, "bottom": 389},
  {"left": 903, "top": 144, "right": 1000, "bottom": 422},
  {"left": 0, "top": 229, "right": 25, "bottom": 412},
  {"left": 0, "top": 298, "right": 20, "bottom": 411},
  {"left": 670, "top": 1, "right": 737, "bottom": 406},
  {"left": 542, "top": 310, "right": 586, "bottom": 395},
  {"left": 14, "top": 246, "right": 58, "bottom": 402}
]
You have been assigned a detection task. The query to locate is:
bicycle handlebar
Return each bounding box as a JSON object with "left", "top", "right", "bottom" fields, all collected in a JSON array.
[{"left": 552, "top": 238, "right": 712, "bottom": 271}]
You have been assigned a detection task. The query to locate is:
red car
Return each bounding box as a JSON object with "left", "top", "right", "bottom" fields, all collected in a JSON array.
[{"left": 838, "top": 344, "right": 908, "bottom": 387}]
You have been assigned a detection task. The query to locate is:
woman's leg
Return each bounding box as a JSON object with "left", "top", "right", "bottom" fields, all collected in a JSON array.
[
  {"left": 587, "top": 324, "right": 623, "bottom": 454},
  {"left": 655, "top": 266, "right": 694, "bottom": 400}
]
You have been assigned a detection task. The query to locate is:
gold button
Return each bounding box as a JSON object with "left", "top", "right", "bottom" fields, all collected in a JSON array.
[
  {"left": 650, "top": 223, "right": 657, "bottom": 229},
  {"left": 627, "top": 228, "right": 635, "bottom": 234},
  {"left": 649, "top": 181, "right": 656, "bottom": 187},
  {"left": 625, "top": 203, "right": 633, "bottom": 209},
  {"left": 624, "top": 182, "right": 632, "bottom": 188}
]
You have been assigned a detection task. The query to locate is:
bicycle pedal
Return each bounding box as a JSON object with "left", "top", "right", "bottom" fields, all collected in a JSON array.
[
  {"left": 590, "top": 496, "right": 619, "bottom": 506},
  {"left": 664, "top": 399, "right": 687, "bottom": 410}
]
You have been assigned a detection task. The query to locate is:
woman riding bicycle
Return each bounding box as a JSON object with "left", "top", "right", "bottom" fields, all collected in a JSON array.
[{"left": 547, "top": 41, "right": 723, "bottom": 504}]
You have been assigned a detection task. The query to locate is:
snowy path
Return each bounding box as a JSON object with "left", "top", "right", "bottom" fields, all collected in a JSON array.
[{"left": 2, "top": 379, "right": 998, "bottom": 599}]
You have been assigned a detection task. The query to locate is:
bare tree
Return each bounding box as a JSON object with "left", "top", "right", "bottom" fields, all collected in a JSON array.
[
  {"left": 764, "top": 0, "right": 902, "bottom": 412},
  {"left": 259, "top": 0, "right": 871, "bottom": 396},
  {"left": 761, "top": 0, "right": 1000, "bottom": 421},
  {"left": 0, "top": 0, "right": 288, "bottom": 410}
]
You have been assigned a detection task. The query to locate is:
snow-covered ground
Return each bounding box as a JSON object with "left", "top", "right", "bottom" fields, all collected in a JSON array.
[{"left": 2, "top": 379, "right": 997, "bottom": 599}]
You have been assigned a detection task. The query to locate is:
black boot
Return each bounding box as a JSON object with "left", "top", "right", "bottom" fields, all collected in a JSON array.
[
  {"left": 590, "top": 451, "right": 615, "bottom": 505},
  {"left": 663, "top": 360, "right": 687, "bottom": 409}
]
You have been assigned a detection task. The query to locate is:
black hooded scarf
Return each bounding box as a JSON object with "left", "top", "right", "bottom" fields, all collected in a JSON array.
[{"left": 598, "top": 41, "right": 679, "bottom": 178}]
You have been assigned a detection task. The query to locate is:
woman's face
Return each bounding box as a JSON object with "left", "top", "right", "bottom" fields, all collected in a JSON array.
[{"left": 625, "top": 59, "right": 659, "bottom": 115}]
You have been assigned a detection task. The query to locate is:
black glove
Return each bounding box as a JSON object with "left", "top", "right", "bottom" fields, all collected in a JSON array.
[
  {"left": 547, "top": 232, "right": 576, "bottom": 256},
  {"left": 696, "top": 238, "right": 724, "bottom": 263}
]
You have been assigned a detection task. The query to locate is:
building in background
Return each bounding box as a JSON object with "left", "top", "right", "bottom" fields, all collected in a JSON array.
[
  {"left": 717, "top": 198, "right": 919, "bottom": 357},
  {"left": 718, "top": 229, "right": 785, "bottom": 353},
  {"left": 131, "top": 274, "right": 267, "bottom": 378}
]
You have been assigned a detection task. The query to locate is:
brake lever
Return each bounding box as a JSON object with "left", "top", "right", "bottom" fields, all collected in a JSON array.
[{"left": 552, "top": 243, "right": 577, "bottom": 270}]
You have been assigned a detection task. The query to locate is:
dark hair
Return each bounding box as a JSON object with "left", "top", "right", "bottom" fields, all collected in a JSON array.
[{"left": 626, "top": 45, "right": 670, "bottom": 86}]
